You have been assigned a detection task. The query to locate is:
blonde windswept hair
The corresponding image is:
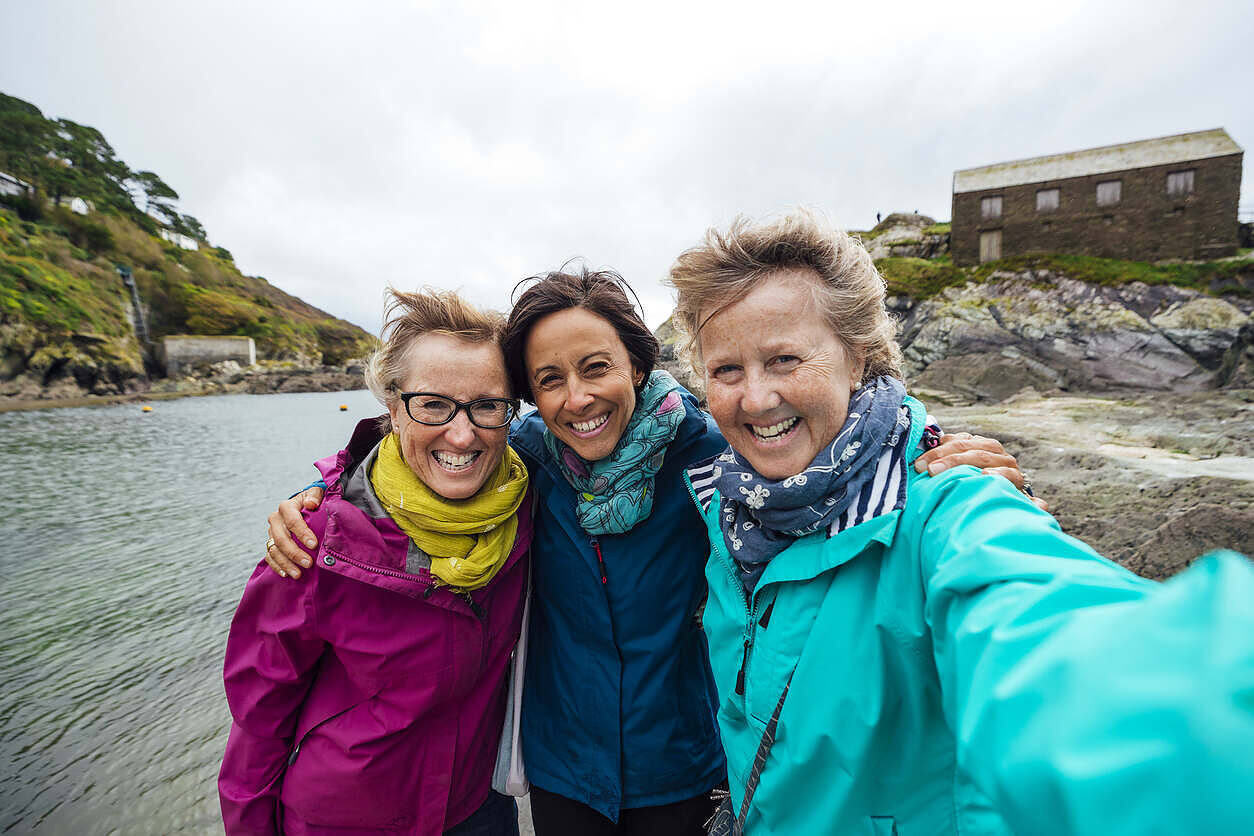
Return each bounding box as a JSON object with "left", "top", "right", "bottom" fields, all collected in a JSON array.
[
  {"left": 665, "top": 210, "right": 903, "bottom": 383},
  {"left": 364, "top": 287, "right": 508, "bottom": 413}
]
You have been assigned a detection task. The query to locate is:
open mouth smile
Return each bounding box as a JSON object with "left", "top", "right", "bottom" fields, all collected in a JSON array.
[
  {"left": 432, "top": 450, "right": 482, "bottom": 472},
  {"left": 747, "top": 417, "right": 800, "bottom": 443},
  {"left": 568, "top": 412, "right": 611, "bottom": 438}
]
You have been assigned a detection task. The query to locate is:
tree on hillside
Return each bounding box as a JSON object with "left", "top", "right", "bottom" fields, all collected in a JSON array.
[
  {"left": 132, "top": 170, "right": 179, "bottom": 224},
  {"left": 53, "top": 119, "right": 133, "bottom": 210},
  {"left": 179, "top": 214, "right": 208, "bottom": 242},
  {"left": 0, "top": 96, "right": 52, "bottom": 183}
]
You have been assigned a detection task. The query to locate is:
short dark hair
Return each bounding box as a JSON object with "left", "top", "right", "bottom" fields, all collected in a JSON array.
[{"left": 503, "top": 264, "right": 659, "bottom": 403}]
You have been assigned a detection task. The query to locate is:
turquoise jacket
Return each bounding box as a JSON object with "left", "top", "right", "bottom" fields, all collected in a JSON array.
[{"left": 686, "top": 395, "right": 1254, "bottom": 835}]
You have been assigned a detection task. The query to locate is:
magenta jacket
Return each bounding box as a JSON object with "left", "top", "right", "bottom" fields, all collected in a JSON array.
[{"left": 219, "top": 420, "right": 532, "bottom": 835}]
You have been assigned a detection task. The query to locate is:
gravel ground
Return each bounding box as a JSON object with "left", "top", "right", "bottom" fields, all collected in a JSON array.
[{"left": 929, "top": 388, "right": 1254, "bottom": 578}]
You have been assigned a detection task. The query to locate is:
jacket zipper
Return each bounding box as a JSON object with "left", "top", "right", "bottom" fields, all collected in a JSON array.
[
  {"left": 684, "top": 474, "right": 756, "bottom": 696},
  {"left": 332, "top": 548, "right": 485, "bottom": 622},
  {"left": 288, "top": 699, "right": 365, "bottom": 766},
  {"left": 326, "top": 548, "right": 425, "bottom": 583},
  {"left": 590, "top": 537, "right": 608, "bottom": 585}
]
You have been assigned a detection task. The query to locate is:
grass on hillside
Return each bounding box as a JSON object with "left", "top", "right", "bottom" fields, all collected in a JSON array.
[
  {"left": 876, "top": 256, "right": 968, "bottom": 298},
  {"left": 877, "top": 250, "right": 1254, "bottom": 300},
  {"left": 0, "top": 206, "right": 374, "bottom": 364},
  {"left": 971, "top": 253, "right": 1253, "bottom": 295}
]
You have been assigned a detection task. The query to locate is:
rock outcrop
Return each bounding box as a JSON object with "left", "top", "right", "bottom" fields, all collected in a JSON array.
[
  {"left": 0, "top": 321, "right": 148, "bottom": 399},
  {"left": 895, "top": 271, "right": 1253, "bottom": 402},
  {"left": 857, "top": 213, "right": 950, "bottom": 261}
]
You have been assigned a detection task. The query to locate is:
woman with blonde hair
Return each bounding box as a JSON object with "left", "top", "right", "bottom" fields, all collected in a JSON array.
[
  {"left": 669, "top": 211, "right": 1254, "bottom": 835},
  {"left": 220, "top": 289, "right": 531, "bottom": 835}
]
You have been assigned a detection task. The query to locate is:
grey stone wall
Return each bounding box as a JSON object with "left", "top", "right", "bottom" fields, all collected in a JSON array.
[
  {"left": 952, "top": 152, "right": 1243, "bottom": 265},
  {"left": 160, "top": 335, "right": 256, "bottom": 377}
]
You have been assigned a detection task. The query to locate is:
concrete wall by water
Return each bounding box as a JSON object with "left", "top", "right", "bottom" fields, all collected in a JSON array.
[{"left": 161, "top": 335, "right": 255, "bottom": 377}]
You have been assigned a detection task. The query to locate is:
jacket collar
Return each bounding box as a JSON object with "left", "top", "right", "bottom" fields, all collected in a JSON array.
[
  {"left": 690, "top": 397, "right": 927, "bottom": 602},
  {"left": 339, "top": 442, "right": 433, "bottom": 573}
]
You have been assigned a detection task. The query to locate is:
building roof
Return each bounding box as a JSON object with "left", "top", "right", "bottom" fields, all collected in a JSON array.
[{"left": 953, "top": 128, "right": 1243, "bottom": 194}]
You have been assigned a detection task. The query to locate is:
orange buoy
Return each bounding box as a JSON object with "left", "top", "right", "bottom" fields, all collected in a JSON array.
[
  {"left": 339, "top": 404, "right": 348, "bottom": 411},
  {"left": 141, "top": 405, "right": 153, "bottom": 412}
]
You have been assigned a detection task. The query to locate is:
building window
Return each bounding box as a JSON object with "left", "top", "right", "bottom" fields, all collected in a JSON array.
[
  {"left": 1036, "top": 188, "right": 1060, "bottom": 212},
  {"left": 1096, "top": 180, "right": 1122, "bottom": 206},
  {"left": 979, "top": 230, "right": 1002, "bottom": 263},
  {"left": 1166, "top": 169, "right": 1194, "bottom": 198},
  {"left": 981, "top": 196, "right": 1003, "bottom": 220}
]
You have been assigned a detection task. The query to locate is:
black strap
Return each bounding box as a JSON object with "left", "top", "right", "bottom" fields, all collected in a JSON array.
[{"left": 735, "top": 674, "right": 793, "bottom": 832}]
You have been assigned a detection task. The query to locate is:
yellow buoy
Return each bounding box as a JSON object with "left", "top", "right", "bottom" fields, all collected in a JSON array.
[
  {"left": 141, "top": 405, "right": 153, "bottom": 412},
  {"left": 339, "top": 404, "right": 348, "bottom": 411}
]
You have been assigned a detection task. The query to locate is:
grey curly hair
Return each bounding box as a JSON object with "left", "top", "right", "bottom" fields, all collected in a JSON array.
[{"left": 665, "top": 210, "right": 903, "bottom": 383}]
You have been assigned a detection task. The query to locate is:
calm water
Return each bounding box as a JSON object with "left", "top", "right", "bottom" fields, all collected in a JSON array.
[{"left": 0, "top": 390, "right": 387, "bottom": 834}]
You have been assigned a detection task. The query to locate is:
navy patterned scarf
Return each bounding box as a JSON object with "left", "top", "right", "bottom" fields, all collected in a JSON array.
[{"left": 710, "top": 375, "right": 910, "bottom": 593}]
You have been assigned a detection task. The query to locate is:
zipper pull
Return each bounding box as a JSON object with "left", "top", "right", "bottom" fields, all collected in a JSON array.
[
  {"left": 591, "top": 538, "right": 608, "bottom": 585},
  {"left": 735, "top": 636, "right": 751, "bottom": 695},
  {"left": 457, "top": 589, "right": 486, "bottom": 621}
]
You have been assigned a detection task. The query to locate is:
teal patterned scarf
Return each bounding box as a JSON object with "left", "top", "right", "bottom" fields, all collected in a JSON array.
[{"left": 544, "top": 370, "right": 686, "bottom": 535}]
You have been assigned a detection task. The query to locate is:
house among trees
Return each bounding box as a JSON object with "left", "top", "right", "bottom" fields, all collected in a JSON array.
[
  {"left": 951, "top": 129, "right": 1244, "bottom": 265},
  {"left": 159, "top": 227, "right": 200, "bottom": 250},
  {"left": 57, "top": 195, "right": 91, "bottom": 215},
  {"left": 0, "top": 171, "right": 33, "bottom": 197}
]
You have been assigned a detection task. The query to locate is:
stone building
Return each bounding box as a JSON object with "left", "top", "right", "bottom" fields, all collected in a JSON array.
[
  {"left": 951, "top": 129, "right": 1243, "bottom": 265},
  {"left": 160, "top": 335, "right": 255, "bottom": 377}
]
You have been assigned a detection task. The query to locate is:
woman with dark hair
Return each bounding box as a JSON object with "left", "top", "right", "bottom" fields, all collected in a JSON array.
[{"left": 262, "top": 265, "right": 1033, "bottom": 835}]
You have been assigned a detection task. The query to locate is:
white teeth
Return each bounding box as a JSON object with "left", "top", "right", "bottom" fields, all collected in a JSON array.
[
  {"left": 750, "top": 418, "right": 799, "bottom": 440},
  {"left": 572, "top": 414, "right": 610, "bottom": 432},
  {"left": 433, "top": 451, "right": 480, "bottom": 469}
]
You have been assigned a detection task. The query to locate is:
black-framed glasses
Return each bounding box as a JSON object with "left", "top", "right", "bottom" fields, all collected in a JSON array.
[{"left": 397, "top": 392, "right": 519, "bottom": 429}]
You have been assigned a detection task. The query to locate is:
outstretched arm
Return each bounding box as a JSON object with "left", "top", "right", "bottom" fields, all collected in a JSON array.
[{"left": 919, "top": 471, "right": 1254, "bottom": 835}]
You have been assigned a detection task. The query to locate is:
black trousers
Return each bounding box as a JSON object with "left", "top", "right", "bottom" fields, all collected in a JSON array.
[
  {"left": 445, "top": 791, "right": 519, "bottom": 836},
  {"left": 528, "top": 784, "right": 717, "bottom": 836}
]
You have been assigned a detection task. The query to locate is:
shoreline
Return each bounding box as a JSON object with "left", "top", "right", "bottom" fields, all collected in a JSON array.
[
  {"left": 1, "top": 365, "right": 368, "bottom": 413},
  {"left": 0, "top": 383, "right": 368, "bottom": 414},
  {"left": 0, "top": 390, "right": 211, "bottom": 413}
]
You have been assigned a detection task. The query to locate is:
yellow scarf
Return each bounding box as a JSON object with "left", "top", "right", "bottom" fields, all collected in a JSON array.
[{"left": 369, "top": 433, "right": 529, "bottom": 590}]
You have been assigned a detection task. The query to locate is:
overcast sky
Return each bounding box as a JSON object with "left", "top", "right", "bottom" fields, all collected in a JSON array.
[{"left": 3, "top": 0, "right": 1251, "bottom": 332}]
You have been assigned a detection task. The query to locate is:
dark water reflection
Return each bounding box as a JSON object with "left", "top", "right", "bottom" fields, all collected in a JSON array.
[{"left": 0, "top": 390, "right": 384, "bottom": 834}]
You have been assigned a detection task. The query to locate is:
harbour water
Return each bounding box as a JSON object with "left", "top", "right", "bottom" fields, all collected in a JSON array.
[{"left": 0, "top": 390, "right": 388, "bottom": 834}]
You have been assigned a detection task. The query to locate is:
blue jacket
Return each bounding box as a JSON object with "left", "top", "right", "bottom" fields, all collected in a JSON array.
[
  {"left": 688, "top": 395, "right": 1254, "bottom": 835},
  {"left": 509, "top": 387, "right": 728, "bottom": 821}
]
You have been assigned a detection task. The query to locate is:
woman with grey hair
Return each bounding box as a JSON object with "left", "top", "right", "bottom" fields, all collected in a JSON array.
[{"left": 669, "top": 211, "right": 1254, "bottom": 836}]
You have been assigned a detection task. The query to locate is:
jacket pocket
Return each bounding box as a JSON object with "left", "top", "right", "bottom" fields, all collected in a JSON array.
[
  {"left": 286, "top": 691, "right": 371, "bottom": 770},
  {"left": 282, "top": 691, "right": 417, "bottom": 829},
  {"left": 871, "top": 815, "right": 898, "bottom": 835}
]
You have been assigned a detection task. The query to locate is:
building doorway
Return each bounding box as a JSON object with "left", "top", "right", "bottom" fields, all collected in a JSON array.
[{"left": 979, "top": 229, "right": 1002, "bottom": 263}]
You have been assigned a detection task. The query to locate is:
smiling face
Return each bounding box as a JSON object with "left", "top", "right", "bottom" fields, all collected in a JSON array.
[
  {"left": 699, "top": 269, "right": 864, "bottom": 481},
  {"left": 524, "top": 306, "right": 643, "bottom": 462},
  {"left": 385, "top": 332, "right": 511, "bottom": 499}
]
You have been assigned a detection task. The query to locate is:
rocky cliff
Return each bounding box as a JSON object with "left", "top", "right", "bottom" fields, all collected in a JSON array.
[
  {"left": 897, "top": 271, "right": 1253, "bottom": 403},
  {"left": 0, "top": 92, "right": 375, "bottom": 405}
]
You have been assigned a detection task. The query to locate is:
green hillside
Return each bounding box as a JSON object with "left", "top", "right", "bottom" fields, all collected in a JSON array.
[{"left": 0, "top": 91, "right": 373, "bottom": 395}]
